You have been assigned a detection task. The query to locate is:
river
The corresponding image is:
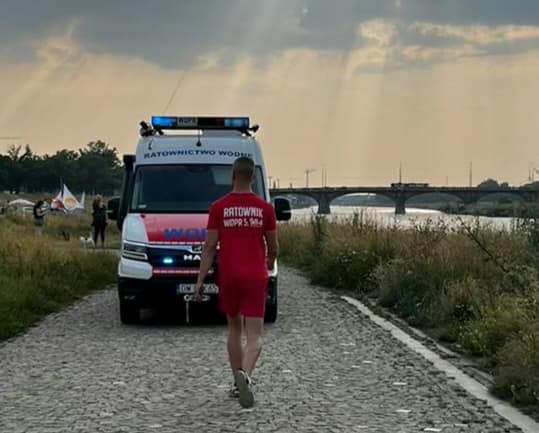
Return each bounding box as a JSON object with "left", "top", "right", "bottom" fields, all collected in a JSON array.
[{"left": 290, "top": 205, "right": 518, "bottom": 231}]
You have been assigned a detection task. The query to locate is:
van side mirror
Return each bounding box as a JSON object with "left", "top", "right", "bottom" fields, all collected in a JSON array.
[
  {"left": 107, "top": 196, "right": 120, "bottom": 221},
  {"left": 274, "top": 197, "right": 292, "bottom": 221}
]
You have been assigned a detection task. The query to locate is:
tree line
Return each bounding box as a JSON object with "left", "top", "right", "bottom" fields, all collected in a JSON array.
[{"left": 0, "top": 141, "right": 123, "bottom": 196}]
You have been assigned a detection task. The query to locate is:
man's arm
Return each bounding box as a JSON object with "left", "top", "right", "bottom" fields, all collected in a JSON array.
[
  {"left": 194, "top": 229, "right": 219, "bottom": 299},
  {"left": 264, "top": 202, "right": 278, "bottom": 270},
  {"left": 265, "top": 230, "right": 278, "bottom": 271}
]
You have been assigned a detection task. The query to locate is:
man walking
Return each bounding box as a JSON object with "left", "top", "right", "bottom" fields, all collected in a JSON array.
[{"left": 194, "top": 157, "right": 278, "bottom": 408}]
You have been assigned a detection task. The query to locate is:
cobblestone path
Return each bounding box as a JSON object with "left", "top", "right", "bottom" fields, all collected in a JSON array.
[{"left": 0, "top": 267, "right": 526, "bottom": 432}]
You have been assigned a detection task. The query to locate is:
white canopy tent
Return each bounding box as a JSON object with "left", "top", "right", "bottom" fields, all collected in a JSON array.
[{"left": 8, "top": 198, "right": 34, "bottom": 207}]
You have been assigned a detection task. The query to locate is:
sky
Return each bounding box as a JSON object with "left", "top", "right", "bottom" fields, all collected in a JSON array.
[{"left": 2, "top": 0, "right": 539, "bottom": 187}]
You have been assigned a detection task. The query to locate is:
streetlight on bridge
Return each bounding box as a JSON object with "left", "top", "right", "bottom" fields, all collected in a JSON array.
[{"left": 305, "top": 168, "right": 316, "bottom": 187}]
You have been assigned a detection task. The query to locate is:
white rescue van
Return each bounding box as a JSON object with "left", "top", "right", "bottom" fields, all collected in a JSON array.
[{"left": 108, "top": 117, "right": 291, "bottom": 324}]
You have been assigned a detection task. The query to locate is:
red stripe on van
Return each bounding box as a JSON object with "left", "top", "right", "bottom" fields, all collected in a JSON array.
[{"left": 140, "top": 214, "right": 209, "bottom": 244}]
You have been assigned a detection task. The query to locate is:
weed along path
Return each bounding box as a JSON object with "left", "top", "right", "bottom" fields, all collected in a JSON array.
[{"left": 0, "top": 267, "right": 535, "bottom": 433}]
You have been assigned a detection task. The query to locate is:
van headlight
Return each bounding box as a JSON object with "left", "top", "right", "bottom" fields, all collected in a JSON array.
[{"left": 122, "top": 242, "right": 148, "bottom": 261}]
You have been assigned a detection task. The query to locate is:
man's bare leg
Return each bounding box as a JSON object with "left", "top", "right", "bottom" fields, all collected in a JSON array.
[
  {"left": 227, "top": 315, "right": 243, "bottom": 374},
  {"left": 234, "top": 317, "right": 262, "bottom": 408},
  {"left": 241, "top": 317, "right": 263, "bottom": 376}
]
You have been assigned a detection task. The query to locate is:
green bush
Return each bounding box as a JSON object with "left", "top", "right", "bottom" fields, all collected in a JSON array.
[
  {"left": 459, "top": 297, "right": 529, "bottom": 358},
  {"left": 493, "top": 323, "right": 539, "bottom": 405},
  {"left": 374, "top": 258, "right": 439, "bottom": 326},
  {"left": 438, "top": 277, "right": 484, "bottom": 323}
]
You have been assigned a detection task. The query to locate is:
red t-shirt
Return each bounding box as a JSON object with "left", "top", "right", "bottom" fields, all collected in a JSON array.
[{"left": 207, "top": 192, "right": 277, "bottom": 280}]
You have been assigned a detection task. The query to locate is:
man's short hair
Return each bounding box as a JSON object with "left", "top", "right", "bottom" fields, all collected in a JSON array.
[{"left": 233, "top": 157, "right": 255, "bottom": 182}]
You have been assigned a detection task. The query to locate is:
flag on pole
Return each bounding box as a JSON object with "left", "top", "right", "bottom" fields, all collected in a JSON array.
[{"left": 50, "top": 184, "right": 85, "bottom": 213}]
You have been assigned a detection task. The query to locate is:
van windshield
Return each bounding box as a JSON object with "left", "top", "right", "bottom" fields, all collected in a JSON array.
[{"left": 131, "top": 164, "right": 265, "bottom": 213}]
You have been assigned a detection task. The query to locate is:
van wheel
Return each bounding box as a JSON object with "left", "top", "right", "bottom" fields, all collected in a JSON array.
[
  {"left": 264, "top": 302, "right": 277, "bottom": 323},
  {"left": 120, "top": 301, "right": 139, "bottom": 324}
]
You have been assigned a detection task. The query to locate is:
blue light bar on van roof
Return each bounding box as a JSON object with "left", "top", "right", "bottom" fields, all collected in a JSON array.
[{"left": 151, "top": 116, "right": 250, "bottom": 131}]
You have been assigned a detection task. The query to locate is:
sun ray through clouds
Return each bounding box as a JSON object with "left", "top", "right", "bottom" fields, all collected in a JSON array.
[{"left": 0, "top": 19, "right": 82, "bottom": 128}]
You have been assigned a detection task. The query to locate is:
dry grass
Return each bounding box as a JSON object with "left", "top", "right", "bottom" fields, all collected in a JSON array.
[
  {"left": 2, "top": 193, "right": 121, "bottom": 248},
  {"left": 279, "top": 212, "right": 539, "bottom": 407},
  {"left": 0, "top": 213, "right": 118, "bottom": 341}
]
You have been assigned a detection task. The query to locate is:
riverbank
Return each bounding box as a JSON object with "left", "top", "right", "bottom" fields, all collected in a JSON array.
[
  {"left": 279, "top": 213, "right": 539, "bottom": 408},
  {"left": 291, "top": 202, "right": 539, "bottom": 219},
  {"left": 0, "top": 214, "right": 118, "bottom": 341},
  {"left": 439, "top": 203, "right": 539, "bottom": 218}
]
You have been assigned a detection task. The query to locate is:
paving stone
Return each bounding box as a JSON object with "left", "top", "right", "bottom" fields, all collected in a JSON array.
[{"left": 0, "top": 267, "right": 526, "bottom": 432}]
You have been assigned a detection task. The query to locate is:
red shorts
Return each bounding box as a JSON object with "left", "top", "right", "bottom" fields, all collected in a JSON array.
[{"left": 218, "top": 276, "right": 268, "bottom": 318}]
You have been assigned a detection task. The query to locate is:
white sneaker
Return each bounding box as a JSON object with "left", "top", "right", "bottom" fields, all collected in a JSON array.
[{"left": 235, "top": 369, "right": 254, "bottom": 408}]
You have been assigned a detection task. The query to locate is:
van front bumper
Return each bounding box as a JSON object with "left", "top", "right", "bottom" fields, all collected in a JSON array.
[{"left": 118, "top": 275, "right": 278, "bottom": 310}]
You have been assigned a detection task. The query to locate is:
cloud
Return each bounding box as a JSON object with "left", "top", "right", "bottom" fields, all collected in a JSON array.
[
  {"left": 34, "top": 19, "right": 81, "bottom": 65},
  {"left": 1, "top": 0, "right": 539, "bottom": 78},
  {"left": 359, "top": 19, "right": 399, "bottom": 47},
  {"left": 0, "top": 19, "right": 84, "bottom": 127},
  {"left": 3, "top": 0, "right": 539, "bottom": 70},
  {"left": 409, "top": 22, "right": 539, "bottom": 46},
  {"left": 344, "top": 18, "right": 539, "bottom": 72},
  {"left": 2, "top": 27, "right": 539, "bottom": 186}
]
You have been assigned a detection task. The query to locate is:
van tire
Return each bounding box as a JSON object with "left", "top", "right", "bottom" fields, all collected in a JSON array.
[
  {"left": 120, "top": 301, "right": 139, "bottom": 324},
  {"left": 264, "top": 302, "right": 277, "bottom": 323}
]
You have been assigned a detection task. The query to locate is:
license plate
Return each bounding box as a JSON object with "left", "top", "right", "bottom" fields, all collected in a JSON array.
[{"left": 176, "top": 284, "right": 219, "bottom": 295}]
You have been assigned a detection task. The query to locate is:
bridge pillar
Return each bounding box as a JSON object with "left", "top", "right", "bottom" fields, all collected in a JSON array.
[
  {"left": 317, "top": 194, "right": 331, "bottom": 215},
  {"left": 395, "top": 194, "right": 406, "bottom": 215}
]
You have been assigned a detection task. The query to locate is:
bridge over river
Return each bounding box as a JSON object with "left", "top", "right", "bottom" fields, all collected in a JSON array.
[{"left": 270, "top": 185, "right": 539, "bottom": 215}]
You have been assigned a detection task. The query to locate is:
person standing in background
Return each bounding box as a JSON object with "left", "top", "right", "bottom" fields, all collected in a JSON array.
[
  {"left": 91, "top": 195, "right": 107, "bottom": 248},
  {"left": 33, "top": 200, "right": 46, "bottom": 235}
]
